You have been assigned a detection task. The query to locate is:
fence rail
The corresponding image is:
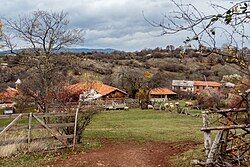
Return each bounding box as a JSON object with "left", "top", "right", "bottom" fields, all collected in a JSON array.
[
  {"left": 198, "top": 106, "right": 250, "bottom": 166},
  {"left": 0, "top": 112, "right": 76, "bottom": 119},
  {"left": 0, "top": 112, "right": 78, "bottom": 152}
]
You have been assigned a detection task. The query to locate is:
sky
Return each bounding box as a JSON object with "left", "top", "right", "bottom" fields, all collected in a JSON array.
[{"left": 0, "top": 0, "right": 245, "bottom": 51}]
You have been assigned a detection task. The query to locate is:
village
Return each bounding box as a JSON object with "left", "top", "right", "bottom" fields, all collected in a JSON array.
[
  {"left": 0, "top": 1, "right": 249, "bottom": 167},
  {"left": 0, "top": 57, "right": 249, "bottom": 167},
  {"left": 0, "top": 78, "right": 231, "bottom": 114}
]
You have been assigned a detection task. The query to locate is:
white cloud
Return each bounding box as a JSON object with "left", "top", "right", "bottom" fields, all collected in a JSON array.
[{"left": 0, "top": 0, "right": 248, "bottom": 51}]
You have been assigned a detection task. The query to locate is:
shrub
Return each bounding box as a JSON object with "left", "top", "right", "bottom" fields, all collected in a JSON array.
[
  {"left": 175, "top": 90, "right": 197, "bottom": 100},
  {"left": 59, "top": 107, "right": 101, "bottom": 144},
  {"left": 197, "top": 88, "right": 220, "bottom": 108},
  {"left": 161, "top": 63, "right": 188, "bottom": 72},
  {"left": 151, "top": 52, "right": 165, "bottom": 59},
  {"left": 200, "top": 70, "right": 213, "bottom": 77},
  {"left": 225, "top": 93, "right": 243, "bottom": 108}
]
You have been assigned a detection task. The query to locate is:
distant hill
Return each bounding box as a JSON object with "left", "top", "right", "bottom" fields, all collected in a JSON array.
[
  {"left": 0, "top": 47, "right": 117, "bottom": 55},
  {"left": 0, "top": 47, "right": 246, "bottom": 94},
  {"left": 59, "top": 48, "right": 117, "bottom": 53}
]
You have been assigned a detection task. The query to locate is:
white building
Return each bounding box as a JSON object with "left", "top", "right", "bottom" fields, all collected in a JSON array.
[{"left": 172, "top": 80, "right": 194, "bottom": 92}]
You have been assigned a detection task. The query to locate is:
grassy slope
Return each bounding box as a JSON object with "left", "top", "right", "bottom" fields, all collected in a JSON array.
[{"left": 0, "top": 109, "right": 204, "bottom": 167}]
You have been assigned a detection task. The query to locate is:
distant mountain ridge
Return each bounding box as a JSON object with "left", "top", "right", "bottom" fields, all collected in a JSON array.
[
  {"left": 60, "top": 48, "right": 117, "bottom": 53},
  {"left": 0, "top": 47, "right": 117, "bottom": 55}
]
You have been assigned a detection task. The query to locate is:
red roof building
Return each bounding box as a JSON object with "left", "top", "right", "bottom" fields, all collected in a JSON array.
[
  {"left": 150, "top": 88, "right": 176, "bottom": 101},
  {"left": 0, "top": 87, "right": 19, "bottom": 103},
  {"left": 194, "top": 81, "right": 222, "bottom": 94},
  {"left": 64, "top": 82, "right": 127, "bottom": 102}
]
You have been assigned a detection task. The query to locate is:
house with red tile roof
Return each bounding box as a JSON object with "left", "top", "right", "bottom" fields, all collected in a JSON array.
[
  {"left": 172, "top": 80, "right": 222, "bottom": 94},
  {"left": 150, "top": 88, "right": 176, "bottom": 102},
  {"left": 64, "top": 82, "right": 127, "bottom": 102},
  {"left": 0, "top": 87, "right": 19, "bottom": 103},
  {"left": 0, "top": 87, "right": 19, "bottom": 110},
  {"left": 193, "top": 81, "right": 222, "bottom": 94}
]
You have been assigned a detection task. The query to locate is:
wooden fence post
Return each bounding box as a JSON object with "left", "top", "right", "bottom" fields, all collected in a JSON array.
[
  {"left": 73, "top": 110, "right": 79, "bottom": 150},
  {"left": 28, "top": 112, "right": 32, "bottom": 151},
  {"left": 73, "top": 95, "right": 82, "bottom": 150},
  {"left": 202, "top": 111, "right": 211, "bottom": 157},
  {"left": 206, "top": 131, "right": 223, "bottom": 165}
]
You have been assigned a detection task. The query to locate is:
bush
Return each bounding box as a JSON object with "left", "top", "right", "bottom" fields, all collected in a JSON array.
[
  {"left": 60, "top": 107, "right": 100, "bottom": 144},
  {"left": 200, "top": 70, "right": 213, "bottom": 77},
  {"left": 151, "top": 52, "right": 165, "bottom": 58},
  {"left": 197, "top": 88, "right": 220, "bottom": 108},
  {"left": 175, "top": 90, "right": 197, "bottom": 100},
  {"left": 225, "top": 93, "right": 243, "bottom": 108},
  {"left": 161, "top": 62, "right": 188, "bottom": 72}
]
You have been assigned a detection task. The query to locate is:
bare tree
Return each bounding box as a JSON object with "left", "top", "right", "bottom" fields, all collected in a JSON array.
[
  {"left": 0, "top": 21, "right": 10, "bottom": 91},
  {"left": 118, "top": 67, "right": 145, "bottom": 98},
  {"left": 0, "top": 20, "right": 3, "bottom": 42},
  {"left": 146, "top": 1, "right": 250, "bottom": 166},
  {"left": 118, "top": 67, "right": 154, "bottom": 109},
  {"left": 145, "top": 0, "right": 250, "bottom": 78},
  {"left": 4, "top": 10, "right": 83, "bottom": 54},
  {"left": 2, "top": 10, "right": 84, "bottom": 113}
]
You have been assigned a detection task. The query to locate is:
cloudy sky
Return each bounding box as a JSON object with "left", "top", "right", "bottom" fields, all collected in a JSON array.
[{"left": 0, "top": 0, "right": 243, "bottom": 51}]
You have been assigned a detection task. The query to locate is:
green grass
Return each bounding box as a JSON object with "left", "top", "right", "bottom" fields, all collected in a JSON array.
[
  {"left": 0, "top": 152, "right": 56, "bottom": 167},
  {"left": 171, "top": 145, "right": 204, "bottom": 167},
  {"left": 84, "top": 109, "right": 203, "bottom": 142},
  {"left": 0, "top": 117, "right": 40, "bottom": 128},
  {"left": 84, "top": 109, "right": 204, "bottom": 167},
  {"left": 0, "top": 108, "right": 204, "bottom": 167}
]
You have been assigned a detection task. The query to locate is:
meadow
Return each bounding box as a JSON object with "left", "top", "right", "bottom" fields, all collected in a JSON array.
[{"left": 0, "top": 108, "right": 204, "bottom": 167}]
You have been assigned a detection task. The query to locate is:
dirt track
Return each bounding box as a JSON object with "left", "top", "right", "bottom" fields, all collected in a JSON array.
[{"left": 48, "top": 140, "right": 198, "bottom": 167}]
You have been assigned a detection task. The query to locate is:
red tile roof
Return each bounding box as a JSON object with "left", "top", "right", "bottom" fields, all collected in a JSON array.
[
  {"left": 194, "top": 81, "right": 222, "bottom": 87},
  {"left": 0, "top": 87, "right": 19, "bottom": 103},
  {"left": 150, "top": 88, "right": 176, "bottom": 95},
  {"left": 65, "top": 82, "right": 127, "bottom": 97}
]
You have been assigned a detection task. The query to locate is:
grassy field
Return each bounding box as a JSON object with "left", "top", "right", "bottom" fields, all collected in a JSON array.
[
  {"left": 84, "top": 109, "right": 203, "bottom": 142},
  {"left": 0, "top": 108, "right": 204, "bottom": 167}
]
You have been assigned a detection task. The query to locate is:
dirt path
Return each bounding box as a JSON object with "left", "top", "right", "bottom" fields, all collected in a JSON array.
[{"left": 48, "top": 140, "right": 198, "bottom": 167}]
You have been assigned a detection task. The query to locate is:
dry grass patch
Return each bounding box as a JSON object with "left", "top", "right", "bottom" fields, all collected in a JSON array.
[
  {"left": 29, "top": 142, "right": 48, "bottom": 152},
  {"left": 0, "top": 131, "right": 27, "bottom": 158}
]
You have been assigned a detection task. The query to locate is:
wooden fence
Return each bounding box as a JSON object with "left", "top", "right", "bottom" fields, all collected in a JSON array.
[
  {"left": 192, "top": 108, "right": 250, "bottom": 166},
  {"left": 0, "top": 111, "right": 78, "bottom": 152},
  {"left": 49, "top": 98, "right": 140, "bottom": 110}
]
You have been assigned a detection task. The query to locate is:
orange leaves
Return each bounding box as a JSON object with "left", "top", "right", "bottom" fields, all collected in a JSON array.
[{"left": 143, "top": 71, "right": 152, "bottom": 79}]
